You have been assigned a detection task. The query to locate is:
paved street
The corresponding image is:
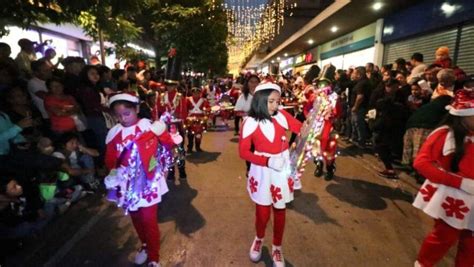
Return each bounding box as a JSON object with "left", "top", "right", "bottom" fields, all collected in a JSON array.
[{"left": 4, "top": 129, "right": 454, "bottom": 267}]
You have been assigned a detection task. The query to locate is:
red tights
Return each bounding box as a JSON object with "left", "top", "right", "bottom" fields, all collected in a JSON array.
[
  {"left": 418, "top": 219, "right": 474, "bottom": 267},
  {"left": 130, "top": 204, "right": 160, "bottom": 262},
  {"left": 255, "top": 204, "right": 286, "bottom": 246}
]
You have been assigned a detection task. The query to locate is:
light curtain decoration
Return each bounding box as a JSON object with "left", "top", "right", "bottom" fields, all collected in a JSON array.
[{"left": 214, "top": 0, "right": 296, "bottom": 73}]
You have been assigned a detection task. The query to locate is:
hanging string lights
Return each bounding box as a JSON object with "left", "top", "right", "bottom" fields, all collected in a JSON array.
[{"left": 217, "top": 0, "right": 296, "bottom": 73}]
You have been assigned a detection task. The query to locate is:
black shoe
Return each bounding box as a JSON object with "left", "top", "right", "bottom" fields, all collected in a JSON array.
[
  {"left": 314, "top": 160, "right": 324, "bottom": 177},
  {"left": 187, "top": 148, "right": 193, "bottom": 154},
  {"left": 196, "top": 147, "right": 203, "bottom": 152},
  {"left": 325, "top": 164, "right": 335, "bottom": 181}
]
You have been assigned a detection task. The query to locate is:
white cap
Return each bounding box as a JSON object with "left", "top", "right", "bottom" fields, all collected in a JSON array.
[
  {"left": 108, "top": 93, "right": 140, "bottom": 107},
  {"left": 254, "top": 83, "right": 281, "bottom": 94}
]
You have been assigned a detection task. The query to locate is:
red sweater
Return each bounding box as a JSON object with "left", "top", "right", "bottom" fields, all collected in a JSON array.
[
  {"left": 239, "top": 109, "right": 302, "bottom": 166},
  {"left": 414, "top": 127, "right": 474, "bottom": 189}
]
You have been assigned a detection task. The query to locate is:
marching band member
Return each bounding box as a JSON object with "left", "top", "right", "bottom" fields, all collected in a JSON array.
[
  {"left": 186, "top": 87, "right": 210, "bottom": 153},
  {"left": 104, "top": 93, "right": 175, "bottom": 267},
  {"left": 412, "top": 89, "right": 474, "bottom": 267},
  {"left": 239, "top": 83, "right": 302, "bottom": 267},
  {"left": 234, "top": 74, "right": 260, "bottom": 136},
  {"left": 312, "top": 65, "right": 342, "bottom": 181},
  {"left": 158, "top": 55, "right": 188, "bottom": 181}
]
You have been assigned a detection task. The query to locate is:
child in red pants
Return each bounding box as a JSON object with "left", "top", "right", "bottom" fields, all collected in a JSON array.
[
  {"left": 412, "top": 89, "right": 474, "bottom": 267},
  {"left": 104, "top": 93, "right": 175, "bottom": 267},
  {"left": 239, "top": 83, "right": 302, "bottom": 267}
]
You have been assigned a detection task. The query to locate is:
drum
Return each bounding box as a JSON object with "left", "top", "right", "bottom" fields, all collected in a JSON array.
[
  {"left": 185, "top": 115, "right": 208, "bottom": 134},
  {"left": 211, "top": 105, "right": 221, "bottom": 113}
]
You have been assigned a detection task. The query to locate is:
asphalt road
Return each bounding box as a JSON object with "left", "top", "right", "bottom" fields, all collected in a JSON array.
[{"left": 3, "top": 128, "right": 454, "bottom": 267}]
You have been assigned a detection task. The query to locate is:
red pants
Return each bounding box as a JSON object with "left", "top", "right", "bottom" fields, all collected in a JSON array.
[
  {"left": 130, "top": 204, "right": 160, "bottom": 262},
  {"left": 418, "top": 219, "right": 474, "bottom": 267},
  {"left": 255, "top": 204, "right": 286, "bottom": 246},
  {"left": 319, "top": 120, "right": 337, "bottom": 165}
]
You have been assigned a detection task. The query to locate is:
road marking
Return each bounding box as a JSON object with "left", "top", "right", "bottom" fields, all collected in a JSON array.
[{"left": 44, "top": 201, "right": 111, "bottom": 267}]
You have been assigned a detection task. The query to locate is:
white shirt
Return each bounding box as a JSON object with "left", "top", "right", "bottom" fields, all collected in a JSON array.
[
  {"left": 235, "top": 94, "right": 253, "bottom": 112},
  {"left": 27, "top": 77, "right": 49, "bottom": 119}
]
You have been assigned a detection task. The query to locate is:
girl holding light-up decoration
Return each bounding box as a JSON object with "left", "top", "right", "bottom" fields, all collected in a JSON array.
[{"left": 239, "top": 82, "right": 302, "bottom": 267}]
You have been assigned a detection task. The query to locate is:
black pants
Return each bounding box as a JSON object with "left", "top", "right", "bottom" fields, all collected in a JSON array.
[{"left": 234, "top": 116, "right": 242, "bottom": 134}]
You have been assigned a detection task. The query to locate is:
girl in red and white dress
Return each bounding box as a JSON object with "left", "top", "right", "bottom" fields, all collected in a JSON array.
[
  {"left": 239, "top": 83, "right": 302, "bottom": 267},
  {"left": 104, "top": 93, "right": 176, "bottom": 267},
  {"left": 412, "top": 89, "right": 474, "bottom": 267}
]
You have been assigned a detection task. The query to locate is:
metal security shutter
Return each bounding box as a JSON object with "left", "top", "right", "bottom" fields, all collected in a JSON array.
[
  {"left": 383, "top": 28, "right": 458, "bottom": 65},
  {"left": 457, "top": 24, "right": 474, "bottom": 75}
]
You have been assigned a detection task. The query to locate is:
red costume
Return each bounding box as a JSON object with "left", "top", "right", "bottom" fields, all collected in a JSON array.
[
  {"left": 413, "top": 89, "right": 474, "bottom": 267},
  {"left": 239, "top": 83, "right": 302, "bottom": 266},
  {"left": 312, "top": 86, "right": 342, "bottom": 180},
  {"left": 157, "top": 90, "right": 188, "bottom": 120},
  {"left": 185, "top": 93, "right": 210, "bottom": 152},
  {"left": 104, "top": 94, "right": 175, "bottom": 264}
]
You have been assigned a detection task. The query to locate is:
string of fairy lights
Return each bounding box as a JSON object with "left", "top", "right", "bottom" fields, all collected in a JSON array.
[{"left": 211, "top": 0, "right": 297, "bottom": 73}]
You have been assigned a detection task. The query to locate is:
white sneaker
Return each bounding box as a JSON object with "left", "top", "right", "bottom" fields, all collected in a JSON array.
[
  {"left": 134, "top": 245, "right": 148, "bottom": 265},
  {"left": 148, "top": 261, "right": 161, "bottom": 267},
  {"left": 249, "top": 237, "right": 263, "bottom": 262},
  {"left": 293, "top": 178, "right": 302, "bottom": 190},
  {"left": 272, "top": 245, "right": 285, "bottom": 267}
]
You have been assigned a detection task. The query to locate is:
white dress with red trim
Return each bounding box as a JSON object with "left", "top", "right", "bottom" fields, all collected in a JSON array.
[
  {"left": 240, "top": 109, "right": 302, "bottom": 209},
  {"left": 413, "top": 126, "right": 474, "bottom": 231},
  {"left": 104, "top": 119, "right": 171, "bottom": 213}
]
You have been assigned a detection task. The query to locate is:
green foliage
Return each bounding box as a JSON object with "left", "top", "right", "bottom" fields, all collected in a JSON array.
[
  {"left": 1, "top": 0, "right": 229, "bottom": 75},
  {"left": 138, "top": 0, "right": 228, "bottom": 75}
]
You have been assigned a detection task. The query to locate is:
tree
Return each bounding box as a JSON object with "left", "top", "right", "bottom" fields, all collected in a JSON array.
[{"left": 136, "top": 0, "right": 229, "bottom": 76}]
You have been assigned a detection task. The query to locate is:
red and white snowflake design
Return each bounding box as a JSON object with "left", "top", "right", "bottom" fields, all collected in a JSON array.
[
  {"left": 441, "top": 196, "right": 470, "bottom": 220},
  {"left": 249, "top": 176, "right": 258, "bottom": 194},
  {"left": 420, "top": 184, "right": 438, "bottom": 202},
  {"left": 288, "top": 178, "right": 294, "bottom": 193},
  {"left": 270, "top": 185, "right": 282, "bottom": 203},
  {"left": 143, "top": 188, "right": 158, "bottom": 203}
]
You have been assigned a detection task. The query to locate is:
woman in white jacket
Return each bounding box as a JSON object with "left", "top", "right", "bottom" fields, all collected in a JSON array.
[{"left": 234, "top": 74, "right": 260, "bottom": 135}]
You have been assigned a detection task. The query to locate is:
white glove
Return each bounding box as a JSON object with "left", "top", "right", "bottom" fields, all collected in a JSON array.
[
  {"left": 460, "top": 179, "right": 474, "bottom": 195},
  {"left": 104, "top": 168, "right": 124, "bottom": 189},
  {"left": 150, "top": 120, "right": 166, "bottom": 136},
  {"left": 268, "top": 157, "right": 286, "bottom": 172}
]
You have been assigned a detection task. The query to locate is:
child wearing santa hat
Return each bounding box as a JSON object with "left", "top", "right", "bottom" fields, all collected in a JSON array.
[
  {"left": 412, "top": 89, "right": 474, "bottom": 267},
  {"left": 104, "top": 93, "right": 176, "bottom": 267},
  {"left": 239, "top": 83, "right": 302, "bottom": 267}
]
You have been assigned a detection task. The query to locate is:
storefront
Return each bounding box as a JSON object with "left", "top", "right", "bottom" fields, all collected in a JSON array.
[
  {"left": 319, "top": 22, "right": 377, "bottom": 70},
  {"left": 292, "top": 47, "right": 318, "bottom": 75},
  {"left": 382, "top": 0, "right": 474, "bottom": 74},
  {"left": 1, "top": 24, "right": 88, "bottom": 68}
]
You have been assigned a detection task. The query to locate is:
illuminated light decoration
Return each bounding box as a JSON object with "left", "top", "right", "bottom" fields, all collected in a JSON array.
[
  {"left": 372, "top": 2, "right": 383, "bottom": 11},
  {"left": 224, "top": 0, "right": 297, "bottom": 73},
  {"left": 330, "top": 26, "right": 338, "bottom": 33},
  {"left": 289, "top": 86, "right": 339, "bottom": 185},
  {"left": 307, "top": 39, "right": 314, "bottom": 45}
]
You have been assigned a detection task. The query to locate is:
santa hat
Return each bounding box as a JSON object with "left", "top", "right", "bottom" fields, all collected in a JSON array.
[
  {"left": 446, "top": 89, "right": 474, "bottom": 116},
  {"left": 436, "top": 46, "right": 450, "bottom": 56},
  {"left": 108, "top": 93, "right": 140, "bottom": 107},
  {"left": 254, "top": 83, "right": 281, "bottom": 94}
]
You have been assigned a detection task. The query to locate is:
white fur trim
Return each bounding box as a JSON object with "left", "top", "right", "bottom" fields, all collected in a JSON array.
[
  {"left": 171, "top": 133, "right": 183, "bottom": 144},
  {"left": 273, "top": 112, "right": 288, "bottom": 130},
  {"left": 106, "top": 123, "right": 123, "bottom": 144},
  {"left": 447, "top": 105, "right": 474, "bottom": 116},
  {"left": 108, "top": 93, "right": 139, "bottom": 106},
  {"left": 442, "top": 130, "right": 455, "bottom": 156},
  {"left": 150, "top": 120, "right": 166, "bottom": 136},
  {"left": 242, "top": 117, "right": 259, "bottom": 139},
  {"left": 255, "top": 83, "right": 281, "bottom": 94}
]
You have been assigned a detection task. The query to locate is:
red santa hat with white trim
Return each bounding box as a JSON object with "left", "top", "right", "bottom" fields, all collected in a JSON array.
[
  {"left": 446, "top": 89, "right": 474, "bottom": 116},
  {"left": 108, "top": 93, "right": 140, "bottom": 107},
  {"left": 254, "top": 82, "right": 281, "bottom": 94}
]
